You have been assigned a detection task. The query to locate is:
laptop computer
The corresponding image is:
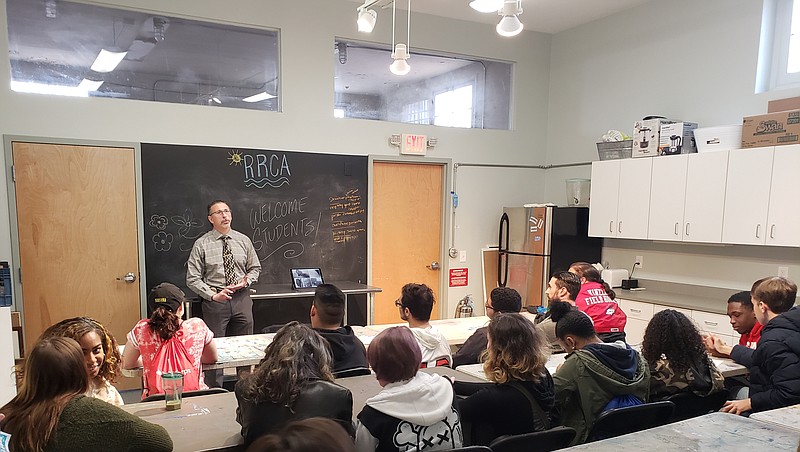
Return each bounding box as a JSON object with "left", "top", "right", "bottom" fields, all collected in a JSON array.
[{"left": 290, "top": 267, "right": 324, "bottom": 290}]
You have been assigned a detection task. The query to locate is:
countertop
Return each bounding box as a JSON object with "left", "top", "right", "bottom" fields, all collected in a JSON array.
[{"left": 614, "top": 279, "right": 734, "bottom": 315}]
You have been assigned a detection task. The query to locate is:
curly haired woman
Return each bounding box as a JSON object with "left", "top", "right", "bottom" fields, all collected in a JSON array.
[{"left": 641, "top": 309, "right": 724, "bottom": 401}]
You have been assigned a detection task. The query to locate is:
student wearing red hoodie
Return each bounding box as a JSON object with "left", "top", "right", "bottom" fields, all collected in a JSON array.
[{"left": 569, "top": 262, "right": 627, "bottom": 343}]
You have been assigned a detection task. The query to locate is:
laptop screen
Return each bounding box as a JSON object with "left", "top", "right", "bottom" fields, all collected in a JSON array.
[{"left": 290, "top": 268, "right": 324, "bottom": 289}]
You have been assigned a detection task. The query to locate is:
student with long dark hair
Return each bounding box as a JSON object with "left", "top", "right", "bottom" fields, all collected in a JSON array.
[
  {"left": 569, "top": 262, "right": 627, "bottom": 343},
  {"left": 0, "top": 337, "right": 172, "bottom": 451},
  {"left": 122, "top": 282, "right": 218, "bottom": 398},
  {"left": 245, "top": 418, "right": 356, "bottom": 452},
  {"left": 641, "top": 309, "right": 724, "bottom": 400},
  {"left": 551, "top": 300, "right": 649, "bottom": 445},
  {"left": 455, "top": 313, "right": 554, "bottom": 445},
  {"left": 235, "top": 322, "right": 354, "bottom": 447}
]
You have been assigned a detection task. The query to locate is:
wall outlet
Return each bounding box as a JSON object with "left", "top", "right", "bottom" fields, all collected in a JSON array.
[
  {"left": 778, "top": 266, "right": 789, "bottom": 278},
  {"left": 635, "top": 255, "right": 643, "bottom": 268},
  {"left": 459, "top": 250, "right": 467, "bottom": 263}
]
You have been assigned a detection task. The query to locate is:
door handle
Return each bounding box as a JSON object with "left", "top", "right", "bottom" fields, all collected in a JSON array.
[
  {"left": 618, "top": 221, "right": 622, "bottom": 234},
  {"left": 755, "top": 224, "right": 761, "bottom": 239},
  {"left": 674, "top": 222, "right": 679, "bottom": 236},
  {"left": 427, "top": 262, "right": 440, "bottom": 270},
  {"left": 116, "top": 272, "right": 137, "bottom": 283},
  {"left": 609, "top": 220, "right": 613, "bottom": 233},
  {"left": 685, "top": 222, "right": 690, "bottom": 236},
  {"left": 770, "top": 224, "right": 775, "bottom": 239}
]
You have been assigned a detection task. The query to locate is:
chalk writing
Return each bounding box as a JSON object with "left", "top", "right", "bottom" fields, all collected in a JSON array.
[
  {"left": 243, "top": 153, "right": 291, "bottom": 188},
  {"left": 330, "top": 189, "right": 366, "bottom": 244},
  {"left": 170, "top": 210, "right": 203, "bottom": 239},
  {"left": 249, "top": 197, "right": 308, "bottom": 229}
]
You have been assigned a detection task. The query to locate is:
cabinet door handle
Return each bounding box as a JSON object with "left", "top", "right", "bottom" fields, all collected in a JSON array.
[
  {"left": 609, "top": 220, "right": 614, "bottom": 233},
  {"left": 674, "top": 222, "right": 679, "bottom": 236},
  {"left": 618, "top": 221, "right": 622, "bottom": 233},
  {"left": 755, "top": 224, "right": 761, "bottom": 239},
  {"left": 704, "top": 320, "right": 718, "bottom": 327},
  {"left": 685, "top": 222, "right": 690, "bottom": 236},
  {"left": 770, "top": 224, "right": 775, "bottom": 239},
  {"left": 631, "top": 308, "right": 642, "bottom": 313}
]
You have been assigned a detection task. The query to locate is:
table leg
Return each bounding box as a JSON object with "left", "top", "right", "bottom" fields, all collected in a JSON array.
[{"left": 343, "top": 293, "right": 349, "bottom": 326}]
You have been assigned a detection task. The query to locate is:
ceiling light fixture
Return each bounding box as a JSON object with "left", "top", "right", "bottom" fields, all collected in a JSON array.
[
  {"left": 242, "top": 92, "right": 277, "bottom": 103},
  {"left": 469, "top": 0, "right": 503, "bottom": 14},
  {"left": 390, "top": 0, "right": 412, "bottom": 76},
  {"left": 357, "top": 6, "right": 377, "bottom": 33},
  {"left": 90, "top": 48, "right": 128, "bottom": 72},
  {"left": 496, "top": 0, "right": 523, "bottom": 37},
  {"left": 77, "top": 79, "right": 104, "bottom": 92}
]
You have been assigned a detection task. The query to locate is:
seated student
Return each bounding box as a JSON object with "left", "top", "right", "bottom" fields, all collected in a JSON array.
[
  {"left": 355, "top": 326, "right": 462, "bottom": 451},
  {"left": 452, "top": 287, "right": 522, "bottom": 368},
  {"left": 641, "top": 310, "right": 724, "bottom": 401},
  {"left": 396, "top": 283, "right": 451, "bottom": 367},
  {"left": 0, "top": 337, "right": 172, "bottom": 451},
  {"left": 708, "top": 277, "right": 800, "bottom": 415},
  {"left": 537, "top": 271, "right": 583, "bottom": 352},
  {"left": 37, "top": 316, "right": 125, "bottom": 406},
  {"left": 569, "top": 262, "right": 627, "bottom": 343},
  {"left": 704, "top": 291, "right": 763, "bottom": 357},
  {"left": 310, "top": 283, "right": 369, "bottom": 375},
  {"left": 235, "top": 322, "right": 354, "bottom": 447},
  {"left": 123, "top": 282, "right": 218, "bottom": 399},
  {"left": 454, "top": 313, "right": 555, "bottom": 445},
  {"left": 246, "top": 418, "right": 356, "bottom": 452},
  {"left": 551, "top": 300, "right": 649, "bottom": 445}
]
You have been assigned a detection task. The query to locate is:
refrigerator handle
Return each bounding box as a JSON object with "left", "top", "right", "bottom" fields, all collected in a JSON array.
[{"left": 498, "top": 213, "right": 509, "bottom": 287}]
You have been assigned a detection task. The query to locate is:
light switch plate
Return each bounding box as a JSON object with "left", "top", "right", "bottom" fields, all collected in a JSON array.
[{"left": 459, "top": 250, "right": 467, "bottom": 263}]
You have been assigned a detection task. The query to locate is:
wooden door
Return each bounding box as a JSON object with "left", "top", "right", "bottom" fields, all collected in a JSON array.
[
  {"left": 13, "top": 142, "right": 141, "bottom": 389},
  {"left": 372, "top": 162, "right": 443, "bottom": 324}
]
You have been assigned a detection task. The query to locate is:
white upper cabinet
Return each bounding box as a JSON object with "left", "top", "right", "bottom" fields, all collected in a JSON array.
[
  {"left": 765, "top": 145, "right": 800, "bottom": 246},
  {"left": 722, "top": 147, "right": 774, "bottom": 245},
  {"left": 589, "top": 159, "right": 652, "bottom": 239},
  {"left": 683, "top": 152, "right": 729, "bottom": 243},
  {"left": 648, "top": 155, "right": 688, "bottom": 241}
]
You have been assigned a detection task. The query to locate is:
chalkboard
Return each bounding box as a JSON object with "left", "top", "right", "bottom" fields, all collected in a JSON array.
[{"left": 141, "top": 143, "right": 368, "bottom": 324}]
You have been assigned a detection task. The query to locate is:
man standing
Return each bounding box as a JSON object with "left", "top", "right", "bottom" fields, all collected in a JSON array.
[
  {"left": 397, "top": 283, "right": 451, "bottom": 367},
  {"left": 187, "top": 200, "right": 261, "bottom": 383},
  {"left": 451, "top": 287, "right": 522, "bottom": 368},
  {"left": 309, "top": 283, "right": 368, "bottom": 376}
]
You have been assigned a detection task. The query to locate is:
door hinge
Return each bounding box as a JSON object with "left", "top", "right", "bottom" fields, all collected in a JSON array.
[
  {"left": 18, "top": 267, "right": 22, "bottom": 283},
  {"left": 11, "top": 165, "right": 15, "bottom": 183}
]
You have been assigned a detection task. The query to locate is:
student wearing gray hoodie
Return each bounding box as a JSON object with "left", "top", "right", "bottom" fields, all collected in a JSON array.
[{"left": 355, "top": 326, "right": 463, "bottom": 452}]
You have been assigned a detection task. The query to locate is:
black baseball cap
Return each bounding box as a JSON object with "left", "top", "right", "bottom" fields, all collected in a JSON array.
[{"left": 147, "top": 283, "right": 185, "bottom": 313}]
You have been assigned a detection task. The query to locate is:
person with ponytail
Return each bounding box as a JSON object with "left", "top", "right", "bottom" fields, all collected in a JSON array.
[
  {"left": 569, "top": 262, "right": 627, "bottom": 343},
  {"left": 0, "top": 337, "right": 172, "bottom": 451},
  {"left": 550, "top": 300, "right": 649, "bottom": 445},
  {"left": 122, "top": 282, "right": 218, "bottom": 399}
]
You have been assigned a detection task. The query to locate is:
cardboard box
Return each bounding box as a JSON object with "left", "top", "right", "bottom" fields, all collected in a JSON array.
[
  {"left": 768, "top": 96, "right": 800, "bottom": 113},
  {"left": 741, "top": 110, "right": 800, "bottom": 148},
  {"left": 658, "top": 121, "right": 698, "bottom": 155},
  {"left": 632, "top": 118, "right": 676, "bottom": 158}
]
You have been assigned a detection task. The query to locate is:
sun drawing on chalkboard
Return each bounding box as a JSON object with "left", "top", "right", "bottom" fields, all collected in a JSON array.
[{"left": 228, "top": 150, "right": 243, "bottom": 165}]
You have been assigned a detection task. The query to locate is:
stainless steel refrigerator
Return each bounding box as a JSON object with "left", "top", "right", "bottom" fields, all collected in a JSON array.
[{"left": 497, "top": 206, "right": 602, "bottom": 308}]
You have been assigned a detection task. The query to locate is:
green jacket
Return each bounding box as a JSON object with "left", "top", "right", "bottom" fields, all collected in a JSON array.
[{"left": 553, "top": 347, "right": 650, "bottom": 445}]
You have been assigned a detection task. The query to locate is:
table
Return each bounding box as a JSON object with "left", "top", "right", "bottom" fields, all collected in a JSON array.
[
  {"left": 250, "top": 281, "right": 381, "bottom": 325},
  {"left": 750, "top": 403, "right": 800, "bottom": 432},
  {"left": 124, "top": 367, "right": 485, "bottom": 452},
  {"left": 558, "top": 412, "right": 800, "bottom": 451},
  {"left": 363, "top": 316, "right": 491, "bottom": 346}
]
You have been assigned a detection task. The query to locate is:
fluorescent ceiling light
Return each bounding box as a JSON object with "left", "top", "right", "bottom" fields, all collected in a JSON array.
[
  {"left": 90, "top": 49, "right": 128, "bottom": 73},
  {"left": 469, "top": 0, "right": 503, "bottom": 13},
  {"left": 242, "top": 92, "right": 277, "bottom": 103},
  {"left": 11, "top": 80, "right": 89, "bottom": 97},
  {"left": 77, "top": 79, "right": 104, "bottom": 91},
  {"left": 357, "top": 8, "right": 377, "bottom": 33}
]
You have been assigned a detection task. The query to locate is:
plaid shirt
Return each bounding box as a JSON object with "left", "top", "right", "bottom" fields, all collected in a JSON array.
[{"left": 186, "top": 228, "right": 261, "bottom": 300}]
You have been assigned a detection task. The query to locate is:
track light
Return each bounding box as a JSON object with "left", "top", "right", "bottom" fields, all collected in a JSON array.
[
  {"left": 357, "top": 7, "right": 377, "bottom": 33},
  {"left": 496, "top": 0, "right": 523, "bottom": 37},
  {"left": 469, "top": 0, "right": 503, "bottom": 13},
  {"left": 390, "top": 44, "right": 411, "bottom": 75},
  {"left": 153, "top": 17, "right": 168, "bottom": 43}
]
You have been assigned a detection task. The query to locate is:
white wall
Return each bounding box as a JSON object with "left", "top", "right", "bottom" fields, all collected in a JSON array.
[
  {"left": 545, "top": 0, "right": 800, "bottom": 290},
  {"left": 0, "top": 0, "right": 553, "bottom": 316}
]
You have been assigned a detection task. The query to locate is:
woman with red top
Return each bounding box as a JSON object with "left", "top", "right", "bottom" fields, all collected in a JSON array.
[{"left": 569, "top": 262, "right": 627, "bottom": 343}]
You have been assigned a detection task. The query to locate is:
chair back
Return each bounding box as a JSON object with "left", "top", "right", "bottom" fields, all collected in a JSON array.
[
  {"left": 333, "top": 367, "right": 372, "bottom": 378},
  {"left": 666, "top": 389, "right": 729, "bottom": 422},
  {"left": 141, "top": 387, "right": 229, "bottom": 402},
  {"left": 448, "top": 447, "right": 492, "bottom": 452},
  {"left": 587, "top": 400, "right": 675, "bottom": 442},
  {"left": 489, "top": 426, "right": 577, "bottom": 452}
]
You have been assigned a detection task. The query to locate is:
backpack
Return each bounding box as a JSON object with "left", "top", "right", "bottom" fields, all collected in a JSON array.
[
  {"left": 601, "top": 394, "right": 643, "bottom": 412},
  {"left": 145, "top": 329, "right": 201, "bottom": 396}
]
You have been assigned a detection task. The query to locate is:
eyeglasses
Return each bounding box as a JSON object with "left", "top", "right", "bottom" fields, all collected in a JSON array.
[
  {"left": 394, "top": 298, "right": 404, "bottom": 308},
  {"left": 485, "top": 302, "right": 494, "bottom": 311},
  {"left": 209, "top": 209, "right": 231, "bottom": 216}
]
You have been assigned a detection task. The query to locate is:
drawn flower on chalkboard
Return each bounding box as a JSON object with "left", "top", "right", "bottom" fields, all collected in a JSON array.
[
  {"left": 153, "top": 231, "right": 173, "bottom": 252},
  {"left": 149, "top": 215, "right": 168, "bottom": 230},
  {"left": 171, "top": 210, "right": 203, "bottom": 239},
  {"left": 228, "top": 150, "right": 243, "bottom": 165}
]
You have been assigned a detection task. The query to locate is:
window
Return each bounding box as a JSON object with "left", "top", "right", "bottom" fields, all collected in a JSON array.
[
  {"left": 334, "top": 39, "right": 512, "bottom": 130},
  {"left": 6, "top": 0, "right": 279, "bottom": 111},
  {"left": 757, "top": 0, "right": 800, "bottom": 92}
]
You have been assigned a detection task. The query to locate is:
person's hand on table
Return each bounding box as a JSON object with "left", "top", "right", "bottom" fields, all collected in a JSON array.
[
  {"left": 721, "top": 398, "right": 751, "bottom": 415},
  {"left": 703, "top": 334, "right": 732, "bottom": 358}
]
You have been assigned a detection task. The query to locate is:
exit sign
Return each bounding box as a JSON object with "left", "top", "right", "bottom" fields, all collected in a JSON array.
[{"left": 401, "top": 134, "right": 427, "bottom": 155}]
